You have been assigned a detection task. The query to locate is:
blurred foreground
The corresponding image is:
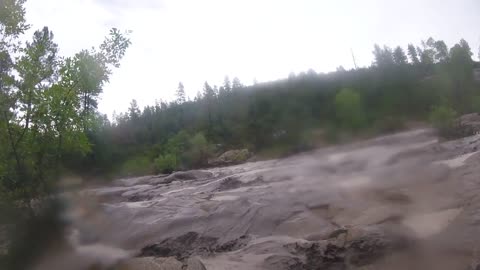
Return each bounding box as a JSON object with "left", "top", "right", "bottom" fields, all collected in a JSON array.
[{"left": 21, "top": 128, "right": 480, "bottom": 270}]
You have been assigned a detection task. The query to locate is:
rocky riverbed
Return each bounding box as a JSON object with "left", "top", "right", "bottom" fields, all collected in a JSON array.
[{"left": 36, "top": 129, "right": 480, "bottom": 269}]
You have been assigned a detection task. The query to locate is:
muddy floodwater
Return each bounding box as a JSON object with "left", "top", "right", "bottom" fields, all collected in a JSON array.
[{"left": 54, "top": 129, "right": 480, "bottom": 269}]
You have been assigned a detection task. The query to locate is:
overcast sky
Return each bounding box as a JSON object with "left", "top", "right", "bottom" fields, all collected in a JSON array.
[{"left": 25, "top": 0, "right": 480, "bottom": 116}]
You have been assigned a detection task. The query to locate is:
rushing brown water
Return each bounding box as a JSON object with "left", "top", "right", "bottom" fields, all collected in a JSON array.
[{"left": 36, "top": 129, "right": 480, "bottom": 269}]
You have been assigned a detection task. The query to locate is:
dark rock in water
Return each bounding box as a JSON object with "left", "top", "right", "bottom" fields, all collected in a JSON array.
[
  {"left": 140, "top": 232, "right": 213, "bottom": 260},
  {"left": 459, "top": 113, "right": 480, "bottom": 134},
  {"left": 263, "top": 255, "right": 304, "bottom": 270},
  {"left": 215, "top": 235, "right": 251, "bottom": 252},
  {"left": 285, "top": 224, "right": 415, "bottom": 270},
  {"left": 139, "top": 232, "right": 250, "bottom": 261},
  {"left": 445, "top": 113, "right": 480, "bottom": 139},
  {"left": 163, "top": 170, "right": 213, "bottom": 184},
  {"left": 345, "top": 225, "right": 414, "bottom": 267},
  {"left": 217, "top": 176, "right": 243, "bottom": 191},
  {"left": 304, "top": 243, "right": 347, "bottom": 270},
  {"left": 217, "top": 175, "right": 265, "bottom": 192}
]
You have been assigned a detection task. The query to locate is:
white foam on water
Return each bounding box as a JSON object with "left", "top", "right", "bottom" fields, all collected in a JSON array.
[
  {"left": 403, "top": 208, "right": 462, "bottom": 238},
  {"left": 123, "top": 198, "right": 166, "bottom": 208},
  {"left": 211, "top": 195, "right": 240, "bottom": 201},
  {"left": 162, "top": 186, "right": 196, "bottom": 196},
  {"left": 338, "top": 176, "right": 372, "bottom": 189},
  {"left": 75, "top": 244, "right": 130, "bottom": 266},
  {"left": 435, "top": 151, "right": 478, "bottom": 168}
]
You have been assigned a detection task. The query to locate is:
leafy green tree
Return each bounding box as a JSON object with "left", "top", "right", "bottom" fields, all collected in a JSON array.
[
  {"left": 334, "top": 88, "right": 366, "bottom": 130},
  {"left": 0, "top": 0, "right": 130, "bottom": 204},
  {"left": 0, "top": 0, "right": 29, "bottom": 37}
]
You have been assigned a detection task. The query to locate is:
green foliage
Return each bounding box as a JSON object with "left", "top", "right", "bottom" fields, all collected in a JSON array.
[
  {"left": 120, "top": 155, "right": 152, "bottom": 177},
  {"left": 165, "top": 131, "right": 189, "bottom": 157},
  {"left": 324, "top": 125, "right": 340, "bottom": 143},
  {"left": 429, "top": 105, "right": 457, "bottom": 137},
  {"left": 184, "top": 132, "right": 212, "bottom": 167},
  {"left": 374, "top": 116, "right": 406, "bottom": 134},
  {"left": 334, "top": 88, "right": 366, "bottom": 130},
  {"left": 0, "top": 0, "right": 29, "bottom": 37},
  {"left": 154, "top": 153, "right": 177, "bottom": 174},
  {"left": 472, "top": 96, "right": 480, "bottom": 113}
]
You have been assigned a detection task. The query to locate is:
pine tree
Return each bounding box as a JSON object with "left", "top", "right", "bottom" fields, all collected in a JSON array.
[
  {"left": 407, "top": 44, "right": 420, "bottom": 65},
  {"left": 128, "top": 99, "right": 141, "bottom": 120},
  {"left": 393, "top": 46, "right": 407, "bottom": 65},
  {"left": 232, "top": 77, "right": 243, "bottom": 90},
  {"left": 433, "top": 40, "right": 449, "bottom": 63},
  {"left": 372, "top": 45, "right": 394, "bottom": 67},
  {"left": 176, "top": 82, "right": 186, "bottom": 103},
  {"left": 223, "top": 76, "right": 231, "bottom": 92}
]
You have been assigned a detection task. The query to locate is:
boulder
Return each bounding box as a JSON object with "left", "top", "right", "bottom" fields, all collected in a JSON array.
[
  {"left": 449, "top": 113, "right": 480, "bottom": 138},
  {"left": 209, "top": 149, "right": 251, "bottom": 166},
  {"left": 458, "top": 113, "right": 480, "bottom": 135},
  {"left": 344, "top": 225, "right": 415, "bottom": 267},
  {"left": 290, "top": 224, "right": 415, "bottom": 270}
]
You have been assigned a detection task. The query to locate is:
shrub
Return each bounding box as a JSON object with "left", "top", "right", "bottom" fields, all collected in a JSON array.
[
  {"left": 153, "top": 154, "right": 177, "bottom": 174},
  {"left": 184, "top": 132, "right": 212, "bottom": 168},
  {"left": 119, "top": 155, "right": 152, "bottom": 176},
  {"left": 429, "top": 105, "right": 457, "bottom": 138},
  {"left": 472, "top": 96, "right": 480, "bottom": 113},
  {"left": 334, "top": 88, "right": 366, "bottom": 130},
  {"left": 375, "top": 116, "right": 406, "bottom": 133},
  {"left": 324, "top": 124, "right": 340, "bottom": 143}
]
